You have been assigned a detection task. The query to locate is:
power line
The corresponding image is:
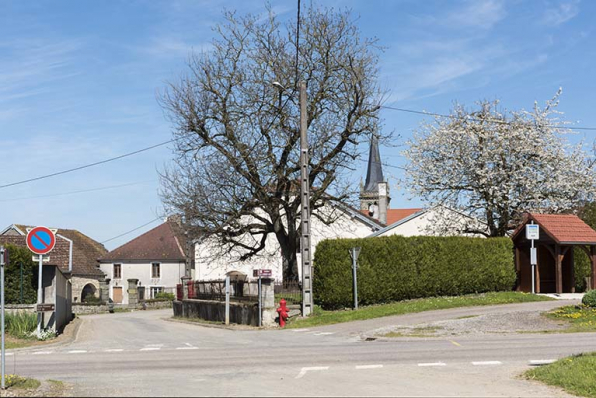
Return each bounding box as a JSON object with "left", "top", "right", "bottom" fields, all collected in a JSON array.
[
  {"left": 0, "top": 180, "right": 154, "bottom": 202},
  {"left": 380, "top": 105, "right": 596, "bottom": 131},
  {"left": 101, "top": 217, "right": 162, "bottom": 244},
  {"left": 0, "top": 139, "right": 174, "bottom": 190}
]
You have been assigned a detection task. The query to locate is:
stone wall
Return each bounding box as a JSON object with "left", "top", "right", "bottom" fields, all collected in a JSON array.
[
  {"left": 71, "top": 276, "right": 100, "bottom": 303},
  {"left": 5, "top": 304, "right": 36, "bottom": 315},
  {"left": 173, "top": 299, "right": 261, "bottom": 326},
  {"left": 72, "top": 299, "right": 173, "bottom": 315}
]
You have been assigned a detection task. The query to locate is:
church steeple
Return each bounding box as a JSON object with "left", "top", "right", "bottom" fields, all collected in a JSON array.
[
  {"left": 364, "top": 133, "right": 384, "bottom": 191},
  {"left": 360, "top": 133, "right": 390, "bottom": 224}
]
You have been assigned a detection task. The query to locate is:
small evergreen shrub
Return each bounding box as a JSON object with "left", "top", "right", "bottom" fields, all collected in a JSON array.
[
  {"left": 313, "top": 235, "right": 515, "bottom": 310},
  {"left": 154, "top": 292, "right": 175, "bottom": 301},
  {"left": 582, "top": 289, "right": 596, "bottom": 307}
]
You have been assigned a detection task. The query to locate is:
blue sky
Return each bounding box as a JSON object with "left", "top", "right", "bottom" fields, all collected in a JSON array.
[{"left": 0, "top": 0, "right": 594, "bottom": 250}]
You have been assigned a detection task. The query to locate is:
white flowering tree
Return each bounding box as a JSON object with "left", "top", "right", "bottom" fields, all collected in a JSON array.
[{"left": 404, "top": 91, "right": 596, "bottom": 237}]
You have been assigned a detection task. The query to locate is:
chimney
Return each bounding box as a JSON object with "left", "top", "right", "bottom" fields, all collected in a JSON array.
[{"left": 378, "top": 182, "right": 388, "bottom": 225}]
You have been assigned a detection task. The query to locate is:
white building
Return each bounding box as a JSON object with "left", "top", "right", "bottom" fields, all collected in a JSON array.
[{"left": 99, "top": 220, "right": 187, "bottom": 304}]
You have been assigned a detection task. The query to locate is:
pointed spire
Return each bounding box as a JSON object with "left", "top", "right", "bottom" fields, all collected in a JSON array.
[{"left": 363, "top": 133, "right": 384, "bottom": 192}]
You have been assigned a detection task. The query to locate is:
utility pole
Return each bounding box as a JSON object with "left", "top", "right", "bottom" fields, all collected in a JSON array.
[{"left": 300, "top": 80, "right": 313, "bottom": 316}]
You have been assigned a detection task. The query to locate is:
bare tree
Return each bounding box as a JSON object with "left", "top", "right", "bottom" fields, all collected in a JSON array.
[
  {"left": 404, "top": 90, "right": 596, "bottom": 237},
  {"left": 159, "top": 5, "right": 384, "bottom": 282}
]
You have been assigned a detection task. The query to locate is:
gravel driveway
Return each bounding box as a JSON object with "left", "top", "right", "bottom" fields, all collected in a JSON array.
[{"left": 376, "top": 307, "right": 570, "bottom": 337}]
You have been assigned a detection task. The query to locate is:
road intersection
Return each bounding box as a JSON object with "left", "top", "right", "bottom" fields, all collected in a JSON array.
[{"left": 6, "top": 300, "right": 593, "bottom": 396}]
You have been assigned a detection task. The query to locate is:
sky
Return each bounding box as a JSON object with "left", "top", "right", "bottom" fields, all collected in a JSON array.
[{"left": 0, "top": 0, "right": 594, "bottom": 250}]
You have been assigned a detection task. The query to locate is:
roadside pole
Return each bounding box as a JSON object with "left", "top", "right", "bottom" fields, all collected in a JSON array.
[
  {"left": 258, "top": 275, "right": 262, "bottom": 327},
  {"left": 225, "top": 276, "right": 230, "bottom": 326},
  {"left": 1, "top": 246, "right": 7, "bottom": 390},
  {"left": 37, "top": 254, "right": 43, "bottom": 335},
  {"left": 526, "top": 221, "right": 539, "bottom": 294},
  {"left": 350, "top": 247, "right": 361, "bottom": 310}
]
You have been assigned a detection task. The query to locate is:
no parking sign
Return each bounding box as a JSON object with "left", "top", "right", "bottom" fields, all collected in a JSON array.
[{"left": 26, "top": 226, "right": 56, "bottom": 256}]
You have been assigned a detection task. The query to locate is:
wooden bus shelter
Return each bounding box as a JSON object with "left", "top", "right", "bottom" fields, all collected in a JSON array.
[{"left": 512, "top": 213, "right": 596, "bottom": 294}]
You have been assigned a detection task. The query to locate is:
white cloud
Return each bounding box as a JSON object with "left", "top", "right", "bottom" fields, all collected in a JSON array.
[
  {"left": 447, "top": 0, "right": 507, "bottom": 29},
  {"left": 543, "top": 0, "right": 580, "bottom": 26}
]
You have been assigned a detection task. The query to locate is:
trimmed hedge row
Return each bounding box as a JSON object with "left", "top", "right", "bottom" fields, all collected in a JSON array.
[{"left": 313, "top": 235, "right": 515, "bottom": 310}]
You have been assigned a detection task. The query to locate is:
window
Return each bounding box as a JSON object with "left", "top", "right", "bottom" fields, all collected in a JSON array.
[
  {"left": 151, "top": 263, "right": 161, "bottom": 279},
  {"left": 113, "top": 264, "right": 121, "bottom": 279},
  {"left": 150, "top": 286, "right": 163, "bottom": 298}
]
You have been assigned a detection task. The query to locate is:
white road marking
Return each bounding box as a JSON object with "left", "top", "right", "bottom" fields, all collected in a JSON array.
[
  {"left": 355, "top": 364, "right": 383, "bottom": 370},
  {"left": 472, "top": 361, "right": 502, "bottom": 366},
  {"left": 104, "top": 349, "right": 124, "bottom": 353},
  {"left": 176, "top": 347, "right": 199, "bottom": 350},
  {"left": 145, "top": 344, "right": 164, "bottom": 348},
  {"left": 529, "top": 359, "right": 556, "bottom": 366},
  {"left": 295, "top": 366, "right": 329, "bottom": 379},
  {"left": 5, "top": 353, "right": 13, "bottom": 356},
  {"left": 313, "top": 332, "right": 335, "bottom": 336},
  {"left": 68, "top": 350, "right": 87, "bottom": 354},
  {"left": 418, "top": 362, "right": 446, "bottom": 367},
  {"left": 140, "top": 347, "right": 161, "bottom": 351},
  {"left": 291, "top": 329, "right": 310, "bottom": 332},
  {"left": 184, "top": 343, "right": 194, "bottom": 347},
  {"left": 32, "top": 351, "right": 53, "bottom": 355}
]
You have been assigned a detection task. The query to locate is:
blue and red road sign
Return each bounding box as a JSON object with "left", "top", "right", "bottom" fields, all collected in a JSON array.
[{"left": 26, "top": 226, "right": 56, "bottom": 255}]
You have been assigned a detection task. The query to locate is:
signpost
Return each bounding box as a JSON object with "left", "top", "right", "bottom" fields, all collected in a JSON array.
[
  {"left": 526, "top": 222, "right": 540, "bottom": 294},
  {"left": 26, "top": 226, "right": 57, "bottom": 335},
  {"left": 349, "top": 247, "right": 361, "bottom": 310},
  {"left": 0, "top": 246, "right": 8, "bottom": 390}
]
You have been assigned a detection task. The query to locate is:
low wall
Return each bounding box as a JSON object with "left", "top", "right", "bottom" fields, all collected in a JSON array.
[
  {"left": 5, "top": 304, "right": 36, "bottom": 315},
  {"left": 72, "top": 300, "right": 173, "bottom": 315},
  {"left": 174, "top": 299, "right": 265, "bottom": 326}
]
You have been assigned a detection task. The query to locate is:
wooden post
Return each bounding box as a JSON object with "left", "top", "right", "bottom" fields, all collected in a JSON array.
[
  {"left": 515, "top": 247, "right": 521, "bottom": 291},
  {"left": 590, "top": 246, "right": 596, "bottom": 289},
  {"left": 555, "top": 244, "right": 563, "bottom": 294},
  {"left": 569, "top": 247, "right": 576, "bottom": 293},
  {"left": 536, "top": 247, "right": 541, "bottom": 293}
]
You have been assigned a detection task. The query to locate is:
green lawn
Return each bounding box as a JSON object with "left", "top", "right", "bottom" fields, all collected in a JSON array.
[
  {"left": 286, "top": 292, "right": 553, "bottom": 329},
  {"left": 526, "top": 353, "right": 596, "bottom": 398},
  {"left": 543, "top": 305, "right": 596, "bottom": 332}
]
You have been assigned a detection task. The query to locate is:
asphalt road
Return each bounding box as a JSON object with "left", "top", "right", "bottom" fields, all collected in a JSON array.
[{"left": 5, "top": 301, "right": 594, "bottom": 397}]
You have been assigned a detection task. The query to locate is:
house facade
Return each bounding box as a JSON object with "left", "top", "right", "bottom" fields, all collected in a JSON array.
[
  {"left": 98, "top": 220, "right": 187, "bottom": 304},
  {"left": 0, "top": 224, "right": 107, "bottom": 303}
]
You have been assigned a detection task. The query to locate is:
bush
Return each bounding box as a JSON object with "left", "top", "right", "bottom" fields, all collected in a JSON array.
[
  {"left": 573, "top": 247, "right": 591, "bottom": 292},
  {"left": 582, "top": 290, "right": 596, "bottom": 307},
  {"left": 3, "top": 245, "right": 38, "bottom": 304},
  {"left": 313, "top": 235, "right": 516, "bottom": 310},
  {"left": 154, "top": 292, "right": 175, "bottom": 301},
  {"left": 83, "top": 295, "right": 102, "bottom": 304},
  {"left": 6, "top": 312, "right": 37, "bottom": 339}
]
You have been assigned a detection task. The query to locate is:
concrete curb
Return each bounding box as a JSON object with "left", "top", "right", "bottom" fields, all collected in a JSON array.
[
  {"left": 164, "top": 316, "right": 278, "bottom": 331},
  {"left": 8, "top": 317, "right": 84, "bottom": 353}
]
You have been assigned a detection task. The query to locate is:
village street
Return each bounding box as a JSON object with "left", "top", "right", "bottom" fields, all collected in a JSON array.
[{"left": 6, "top": 301, "right": 596, "bottom": 397}]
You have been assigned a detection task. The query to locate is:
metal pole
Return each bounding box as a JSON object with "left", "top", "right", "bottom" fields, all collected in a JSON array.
[
  {"left": 225, "top": 276, "right": 230, "bottom": 326},
  {"left": 299, "top": 80, "right": 313, "bottom": 317},
  {"left": 531, "top": 238, "right": 536, "bottom": 295},
  {"left": 352, "top": 248, "right": 358, "bottom": 310},
  {"left": 1, "top": 246, "right": 6, "bottom": 390},
  {"left": 258, "top": 275, "right": 262, "bottom": 327},
  {"left": 37, "top": 255, "right": 43, "bottom": 335},
  {"left": 19, "top": 262, "right": 23, "bottom": 304}
]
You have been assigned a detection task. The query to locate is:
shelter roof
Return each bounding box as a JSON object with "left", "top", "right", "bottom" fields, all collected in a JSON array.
[
  {"left": 511, "top": 213, "right": 596, "bottom": 245},
  {"left": 99, "top": 221, "right": 186, "bottom": 262}
]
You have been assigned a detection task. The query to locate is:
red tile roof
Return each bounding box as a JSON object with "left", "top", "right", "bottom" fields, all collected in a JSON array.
[
  {"left": 360, "top": 208, "right": 423, "bottom": 226},
  {"left": 512, "top": 213, "right": 596, "bottom": 244},
  {"left": 99, "top": 221, "right": 186, "bottom": 262}
]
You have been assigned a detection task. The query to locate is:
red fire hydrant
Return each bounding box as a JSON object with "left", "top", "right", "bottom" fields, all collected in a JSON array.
[{"left": 277, "top": 299, "right": 289, "bottom": 328}]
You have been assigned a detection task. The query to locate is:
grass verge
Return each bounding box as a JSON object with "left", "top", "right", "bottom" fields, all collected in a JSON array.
[
  {"left": 286, "top": 291, "right": 554, "bottom": 329},
  {"left": 526, "top": 353, "right": 596, "bottom": 398},
  {"left": 544, "top": 306, "right": 596, "bottom": 333},
  {"left": 5, "top": 374, "right": 41, "bottom": 390}
]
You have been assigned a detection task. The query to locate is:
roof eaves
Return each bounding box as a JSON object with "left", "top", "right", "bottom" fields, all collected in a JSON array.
[
  {"left": 0, "top": 224, "right": 25, "bottom": 236},
  {"left": 367, "top": 209, "right": 427, "bottom": 238}
]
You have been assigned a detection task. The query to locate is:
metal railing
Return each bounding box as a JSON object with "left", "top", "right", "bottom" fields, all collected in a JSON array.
[{"left": 274, "top": 281, "right": 302, "bottom": 306}]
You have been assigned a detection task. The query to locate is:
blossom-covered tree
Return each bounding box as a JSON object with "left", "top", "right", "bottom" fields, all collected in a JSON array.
[{"left": 404, "top": 91, "right": 596, "bottom": 237}]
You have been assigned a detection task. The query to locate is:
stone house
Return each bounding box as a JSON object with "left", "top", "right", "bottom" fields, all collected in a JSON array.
[
  {"left": 0, "top": 224, "right": 107, "bottom": 303},
  {"left": 98, "top": 219, "right": 187, "bottom": 304}
]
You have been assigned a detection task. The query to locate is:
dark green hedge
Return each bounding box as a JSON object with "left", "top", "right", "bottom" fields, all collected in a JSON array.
[
  {"left": 313, "top": 236, "right": 515, "bottom": 310},
  {"left": 2, "top": 245, "right": 38, "bottom": 304}
]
